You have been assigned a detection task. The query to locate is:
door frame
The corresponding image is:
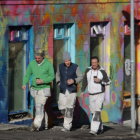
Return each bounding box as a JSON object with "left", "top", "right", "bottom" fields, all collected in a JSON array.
[
  {"left": 7, "top": 25, "right": 34, "bottom": 117},
  {"left": 90, "top": 21, "right": 111, "bottom": 105}
]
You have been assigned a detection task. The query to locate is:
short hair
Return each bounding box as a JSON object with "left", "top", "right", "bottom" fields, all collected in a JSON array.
[
  {"left": 34, "top": 51, "right": 45, "bottom": 58},
  {"left": 91, "top": 56, "right": 99, "bottom": 62}
]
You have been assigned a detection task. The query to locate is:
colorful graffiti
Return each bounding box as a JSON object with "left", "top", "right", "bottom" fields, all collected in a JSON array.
[{"left": 0, "top": 0, "right": 140, "bottom": 124}]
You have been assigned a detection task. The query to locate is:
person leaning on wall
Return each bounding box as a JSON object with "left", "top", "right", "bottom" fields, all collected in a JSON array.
[
  {"left": 22, "top": 50, "right": 54, "bottom": 132},
  {"left": 81, "top": 56, "right": 111, "bottom": 135}
]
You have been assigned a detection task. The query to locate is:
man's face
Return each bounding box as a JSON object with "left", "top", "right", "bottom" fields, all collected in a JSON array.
[
  {"left": 91, "top": 59, "right": 99, "bottom": 70},
  {"left": 64, "top": 60, "right": 71, "bottom": 67},
  {"left": 35, "top": 55, "right": 44, "bottom": 64}
]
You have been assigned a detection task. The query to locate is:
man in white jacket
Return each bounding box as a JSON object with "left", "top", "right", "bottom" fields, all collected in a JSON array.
[{"left": 81, "top": 56, "right": 111, "bottom": 135}]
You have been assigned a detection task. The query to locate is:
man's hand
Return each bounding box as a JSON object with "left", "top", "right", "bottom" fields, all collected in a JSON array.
[
  {"left": 67, "top": 79, "right": 74, "bottom": 85},
  {"left": 22, "top": 85, "right": 26, "bottom": 90},
  {"left": 94, "top": 78, "right": 101, "bottom": 83},
  {"left": 36, "top": 79, "right": 43, "bottom": 84}
]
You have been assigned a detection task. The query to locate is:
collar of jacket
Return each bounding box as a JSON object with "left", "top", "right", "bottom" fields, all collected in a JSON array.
[
  {"left": 36, "top": 58, "right": 45, "bottom": 66},
  {"left": 63, "top": 62, "right": 73, "bottom": 67},
  {"left": 90, "top": 65, "right": 101, "bottom": 70}
]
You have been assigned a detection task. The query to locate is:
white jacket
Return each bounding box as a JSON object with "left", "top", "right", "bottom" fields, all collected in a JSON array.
[{"left": 82, "top": 66, "right": 111, "bottom": 94}]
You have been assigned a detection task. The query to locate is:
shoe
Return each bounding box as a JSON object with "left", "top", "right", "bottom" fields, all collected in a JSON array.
[
  {"left": 45, "top": 127, "right": 48, "bottom": 130},
  {"left": 30, "top": 124, "right": 39, "bottom": 132},
  {"left": 89, "top": 130, "right": 98, "bottom": 135},
  {"left": 61, "top": 127, "right": 70, "bottom": 132},
  {"left": 30, "top": 126, "right": 39, "bottom": 132},
  {"left": 44, "top": 124, "right": 48, "bottom": 130},
  {"left": 36, "top": 128, "right": 40, "bottom": 132}
]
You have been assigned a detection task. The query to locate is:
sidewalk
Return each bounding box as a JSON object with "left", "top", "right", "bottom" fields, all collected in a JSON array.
[
  {"left": 0, "top": 122, "right": 140, "bottom": 140},
  {"left": 0, "top": 123, "right": 29, "bottom": 131}
]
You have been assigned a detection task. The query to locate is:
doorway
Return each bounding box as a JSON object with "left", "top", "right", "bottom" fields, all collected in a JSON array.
[
  {"left": 90, "top": 22, "right": 110, "bottom": 68},
  {"left": 90, "top": 36, "right": 103, "bottom": 61},
  {"left": 90, "top": 22, "right": 110, "bottom": 105},
  {"left": 8, "top": 42, "right": 27, "bottom": 112},
  {"left": 53, "top": 23, "right": 75, "bottom": 103},
  {"left": 8, "top": 26, "right": 31, "bottom": 116}
]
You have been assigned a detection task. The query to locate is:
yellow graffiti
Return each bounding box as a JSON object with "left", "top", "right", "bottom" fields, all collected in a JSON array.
[
  {"left": 136, "top": 39, "right": 140, "bottom": 95},
  {"left": 43, "top": 12, "right": 50, "bottom": 21},
  {"left": 101, "top": 110, "right": 109, "bottom": 122}
]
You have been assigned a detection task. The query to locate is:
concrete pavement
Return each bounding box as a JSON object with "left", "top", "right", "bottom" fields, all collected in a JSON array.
[
  {"left": 0, "top": 123, "right": 140, "bottom": 140},
  {"left": 0, "top": 123, "right": 28, "bottom": 131}
]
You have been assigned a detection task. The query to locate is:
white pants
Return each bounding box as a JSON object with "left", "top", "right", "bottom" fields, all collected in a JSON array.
[
  {"left": 58, "top": 90, "right": 76, "bottom": 130},
  {"left": 30, "top": 88, "right": 50, "bottom": 129},
  {"left": 89, "top": 93, "right": 104, "bottom": 132}
]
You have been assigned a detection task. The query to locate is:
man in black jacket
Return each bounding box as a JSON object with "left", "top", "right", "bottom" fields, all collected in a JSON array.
[
  {"left": 82, "top": 56, "right": 111, "bottom": 135},
  {"left": 56, "top": 52, "right": 82, "bottom": 132}
]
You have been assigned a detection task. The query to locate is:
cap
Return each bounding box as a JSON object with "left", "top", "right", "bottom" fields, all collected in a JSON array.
[{"left": 63, "top": 52, "right": 71, "bottom": 61}]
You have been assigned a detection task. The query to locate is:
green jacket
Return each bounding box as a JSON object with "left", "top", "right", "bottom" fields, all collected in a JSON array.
[{"left": 23, "top": 58, "right": 54, "bottom": 90}]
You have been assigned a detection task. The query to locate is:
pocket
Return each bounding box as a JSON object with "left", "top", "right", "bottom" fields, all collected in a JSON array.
[{"left": 43, "top": 88, "right": 51, "bottom": 97}]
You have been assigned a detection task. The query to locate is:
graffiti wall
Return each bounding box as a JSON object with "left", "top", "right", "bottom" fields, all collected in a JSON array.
[{"left": 0, "top": 0, "right": 140, "bottom": 124}]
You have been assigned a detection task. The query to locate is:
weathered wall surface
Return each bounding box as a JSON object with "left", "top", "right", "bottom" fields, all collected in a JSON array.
[{"left": 0, "top": 0, "right": 140, "bottom": 124}]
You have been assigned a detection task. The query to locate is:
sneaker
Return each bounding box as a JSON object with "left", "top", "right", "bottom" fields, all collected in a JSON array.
[
  {"left": 30, "top": 126, "right": 39, "bottom": 132},
  {"left": 36, "top": 128, "right": 40, "bottom": 132},
  {"left": 30, "top": 124, "right": 39, "bottom": 132},
  {"left": 89, "top": 130, "right": 98, "bottom": 135},
  {"left": 44, "top": 124, "right": 48, "bottom": 130},
  {"left": 61, "top": 127, "right": 70, "bottom": 132},
  {"left": 45, "top": 127, "right": 48, "bottom": 130}
]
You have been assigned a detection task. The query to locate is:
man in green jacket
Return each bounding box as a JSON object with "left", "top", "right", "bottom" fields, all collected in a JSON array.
[{"left": 22, "top": 51, "right": 54, "bottom": 131}]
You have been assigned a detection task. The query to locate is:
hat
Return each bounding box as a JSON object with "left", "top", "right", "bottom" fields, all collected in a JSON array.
[{"left": 63, "top": 52, "right": 71, "bottom": 61}]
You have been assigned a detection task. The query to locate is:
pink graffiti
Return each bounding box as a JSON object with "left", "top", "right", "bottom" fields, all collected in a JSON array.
[
  {"left": 123, "top": 1, "right": 140, "bottom": 20},
  {"left": 112, "top": 92, "right": 116, "bottom": 103},
  {"left": 79, "top": 93, "right": 90, "bottom": 116},
  {"left": 83, "top": 41, "right": 89, "bottom": 52},
  {"left": 48, "top": 28, "right": 53, "bottom": 57},
  {"left": 137, "top": 63, "right": 140, "bottom": 70}
]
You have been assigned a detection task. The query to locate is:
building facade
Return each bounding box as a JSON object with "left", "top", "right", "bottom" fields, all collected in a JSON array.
[{"left": 0, "top": 0, "right": 140, "bottom": 125}]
